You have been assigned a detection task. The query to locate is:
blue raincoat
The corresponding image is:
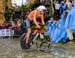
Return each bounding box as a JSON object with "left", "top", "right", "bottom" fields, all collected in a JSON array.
[
  {"left": 46, "top": 16, "right": 67, "bottom": 43},
  {"left": 46, "top": 19, "right": 56, "bottom": 36},
  {"left": 60, "top": 1, "right": 66, "bottom": 15},
  {"left": 54, "top": 14, "right": 67, "bottom": 43},
  {"left": 65, "top": 3, "right": 75, "bottom": 32}
]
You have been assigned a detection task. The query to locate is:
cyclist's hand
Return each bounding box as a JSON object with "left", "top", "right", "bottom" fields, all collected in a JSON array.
[
  {"left": 44, "top": 26, "right": 48, "bottom": 30},
  {"left": 37, "top": 26, "right": 41, "bottom": 29}
]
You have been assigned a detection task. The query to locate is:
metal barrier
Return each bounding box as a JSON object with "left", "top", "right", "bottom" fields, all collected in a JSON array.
[{"left": 0, "top": 29, "right": 14, "bottom": 38}]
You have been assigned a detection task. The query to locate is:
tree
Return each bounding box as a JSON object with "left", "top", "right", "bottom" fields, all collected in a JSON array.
[{"left": 17, "top": 0, "right": 40, "bottom": 12}]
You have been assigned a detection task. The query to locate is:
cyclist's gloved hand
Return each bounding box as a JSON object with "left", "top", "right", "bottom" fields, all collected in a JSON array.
[
  {"left": 44, "top": 25, "right": 48, "bottom": 30},
  {"left": 36, "top": 26, "right": 41, "bottom": 30}
]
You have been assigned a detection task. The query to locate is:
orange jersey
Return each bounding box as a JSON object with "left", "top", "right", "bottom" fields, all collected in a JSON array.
[
  {"left": 28, "top": 10, "right": 42, "bottom": 20},
  {"left": 28, "top": 10, "right": 45, "bottom": 28}
]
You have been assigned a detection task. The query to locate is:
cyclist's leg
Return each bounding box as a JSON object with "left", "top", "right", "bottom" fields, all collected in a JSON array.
[
  {"left": 25, "top": 18, "right": 31, "bottom": 44},
  {"left": 33, "top": 30, "right": 38, "bottom": 35},
  {"left": 25, "top": 28, "right": 31, "bottom": 44}
]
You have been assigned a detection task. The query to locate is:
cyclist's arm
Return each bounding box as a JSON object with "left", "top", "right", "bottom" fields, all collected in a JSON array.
[
  {"left": 40, "top": 15, "right": 47, "bottom": 30},
  {"left": 33, "top": 11, "right": 40, "bottom": 28},
  {"left": 40, "top": 15, "right": 45, "bottom": 25}
]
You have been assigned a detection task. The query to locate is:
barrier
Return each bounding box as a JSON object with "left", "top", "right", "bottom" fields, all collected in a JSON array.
[{"left": 0, "top": 29, "right": 14, "bottom": 37}]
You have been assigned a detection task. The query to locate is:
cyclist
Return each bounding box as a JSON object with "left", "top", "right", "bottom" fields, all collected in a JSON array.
[{"left": 25, "top": 5, "right": 47, "bottom": 44}]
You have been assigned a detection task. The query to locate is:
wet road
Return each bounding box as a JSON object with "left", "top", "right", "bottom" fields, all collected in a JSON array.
[{"left": 0, "top": 38, "right": 75, "bottom": 58}]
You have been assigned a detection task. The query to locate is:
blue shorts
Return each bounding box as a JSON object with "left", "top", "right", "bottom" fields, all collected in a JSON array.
[{"left": 24, "top": 17, "right": 33, "bottom": 28}]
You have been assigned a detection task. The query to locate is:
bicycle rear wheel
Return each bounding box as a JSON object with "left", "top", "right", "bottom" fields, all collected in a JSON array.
[{"left": 20, "top": 33, "right": 31, "bottom": 49}]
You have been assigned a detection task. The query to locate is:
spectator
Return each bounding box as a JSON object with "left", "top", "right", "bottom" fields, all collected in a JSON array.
[
  {"left": 65, "top": 0, "right": 72, "bottom": 10},
  {"left": 53, "top": 0, "right": 60, "bottom": 16},
  {"left": 65, "top": 3, "right": 75, "bottom": 41},
  {"left": 40, "top": 0, "right": 48, "bottom": 6},
  {"left": 60, "top": 1, "right": 67, "bottom": 15}
]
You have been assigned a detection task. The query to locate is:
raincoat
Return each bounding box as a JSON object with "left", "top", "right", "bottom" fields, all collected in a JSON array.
[
  {"left": 60, "top": 1, "right": 66, "bottom": 15},
  {"left": 65, "top": 3, "right": 75, "bottom": 32},
  {"left": 46, "top": 16, "right": 67, "bottom": 43}
]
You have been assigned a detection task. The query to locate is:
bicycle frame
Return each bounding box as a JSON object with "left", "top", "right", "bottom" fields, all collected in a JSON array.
[
  {"left": 32, "top": 29, "right": 44, "bottom": 42},
  {"left": 30, "top": 29, "right": 50, "bottom": 50},
  {"left": 20, "top": 25, "right": 50, "bottom": 50}
]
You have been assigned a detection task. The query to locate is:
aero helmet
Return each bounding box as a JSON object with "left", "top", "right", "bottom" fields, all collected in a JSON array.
[{"left": 37, "top": 5, "right": 46, "bottom": 11}]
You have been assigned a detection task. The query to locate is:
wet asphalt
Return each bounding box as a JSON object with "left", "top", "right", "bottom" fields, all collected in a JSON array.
[{"left": 0, "top": 37, "right": 75, "bottom": 58}]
